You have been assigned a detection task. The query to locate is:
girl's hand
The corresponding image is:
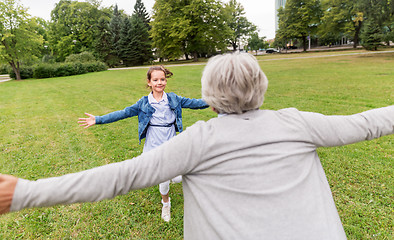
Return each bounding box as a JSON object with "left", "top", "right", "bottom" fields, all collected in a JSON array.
[
  {"left": 78, "top": 113, "right": 96, "bottom": 129},
  {"left": 0, "top": 174, "right": 18, "bottom": 214}
]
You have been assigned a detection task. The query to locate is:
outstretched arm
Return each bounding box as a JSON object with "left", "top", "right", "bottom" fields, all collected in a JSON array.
[
  {"left": 5, "top": 121, "right": 204, "bottom": 214},
  {"left": 0, "top": 174, "right": 18, "bottom": 214},
  {"left": 78, "top": 113, "right": 96, "bottom": 129}
]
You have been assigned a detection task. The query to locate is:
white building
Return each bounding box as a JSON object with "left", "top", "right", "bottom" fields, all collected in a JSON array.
[{"left": 275, "top": 0, "right": 286, "bottom": 31}]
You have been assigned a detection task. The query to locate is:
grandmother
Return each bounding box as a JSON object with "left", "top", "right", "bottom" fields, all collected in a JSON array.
[{"left": 1, "top": 53, "right": 393, "bottom": 240}]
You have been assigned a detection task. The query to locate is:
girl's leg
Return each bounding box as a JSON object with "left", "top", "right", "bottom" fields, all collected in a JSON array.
[
  {"left": 159, "top": 180, "right": 170, "bottom": 202},
  {"left": 158, "top": 177, "right": 182, "bottom": 222},
  {"left": 159, "top": 181, "right": 171, "bottom": 222}
]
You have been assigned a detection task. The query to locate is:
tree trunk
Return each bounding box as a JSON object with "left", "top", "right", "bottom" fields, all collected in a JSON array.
[
  {"left": 232, "top": 42, "right": 237, "bottom": 51},
  {"left": 386, "top": 27, "right": 392, "bottom": 46},
  {"left": 192, "top": 52, "right": 198, "bottom": 62},
  {"left": 9, "top": 61, "right": 21, "bottom": 80},
  {"left": 353, "top": 23, "right": 362, "bottom": 48},
  {"left": 302, "top": 35, "right": 307, "bottom": 52}
]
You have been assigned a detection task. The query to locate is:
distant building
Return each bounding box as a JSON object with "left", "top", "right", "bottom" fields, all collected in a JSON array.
[{"left": 275, "top": 0, "right": 286, "bottom": 31}]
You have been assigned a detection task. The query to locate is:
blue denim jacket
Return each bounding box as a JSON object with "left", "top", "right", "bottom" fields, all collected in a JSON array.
[{"left": 95, "top": 92, "right": 209, "bottom": 142}]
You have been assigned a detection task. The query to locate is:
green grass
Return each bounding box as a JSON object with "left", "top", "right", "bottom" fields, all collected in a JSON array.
[{"left": 0, "top": 50, "right": 393, "bottom": 239}]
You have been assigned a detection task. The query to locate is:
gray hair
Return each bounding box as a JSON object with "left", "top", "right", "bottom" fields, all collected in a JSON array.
[{"left": 201, "top": 53, "right": 268, "bottom": 114}]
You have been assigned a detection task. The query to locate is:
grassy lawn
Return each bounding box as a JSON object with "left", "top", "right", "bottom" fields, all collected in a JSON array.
[{"left": 0, "top": 51, "right": 393, "bottom": 239}]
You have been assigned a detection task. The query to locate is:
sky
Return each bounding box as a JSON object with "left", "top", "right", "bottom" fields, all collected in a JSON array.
[{"left": 19, "top": 0, "right": 276, "bottom": 39}]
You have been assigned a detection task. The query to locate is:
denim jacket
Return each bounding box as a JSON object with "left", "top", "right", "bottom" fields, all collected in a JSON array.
[{"left": 95, "top": 92, "right": 209, "bottom": 142}]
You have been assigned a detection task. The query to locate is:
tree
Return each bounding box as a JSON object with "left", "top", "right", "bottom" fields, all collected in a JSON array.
[
  {"left": 0, "top": 0, "right": 43, "bottom": 80},
  {"left": 318, "top": 0, "right": 347, "bottom": 46},
  {"left": 128, "top": 14, "right": 152, "bottom": 65},
  {"left": 361, "top": 19, "right": 382, "bottom": 50},
  {"left": 49, "top": 0, "right": 108, "bottom": 61},
  {"left": 247, "top": 33, "right": 268, "bottom": 55},
  {"left": 317, "top": 0, "right": 372, "bottom": 48},
  {"left": 276, "top": 0, "right": 321, "bottom": 51},
  {"left": 151, "top": 0, "right": 232, "bottom": 61},
  {"left": 118, "top": 16, "right": 134, "bottom": 66},
  {"left": 224, "top": 0, "right": 257, "bottom": 51},
  {"left": 150, "top": 0, "right": 185, "bottom": 60},
  {"left": 364, "top": 0, "right": 394, "bottom": 46},
  {"left": 126, "top": 0, "right": 152, "bottom": 65},
  {"left": 133, "top": 0, "right": 150, "bottom": 30},
  {"left": 94, "top": 17, "right": 113, "bottom": 65},
  {"left": 109, "top": 4, "right": 123, "bottom": 64}
]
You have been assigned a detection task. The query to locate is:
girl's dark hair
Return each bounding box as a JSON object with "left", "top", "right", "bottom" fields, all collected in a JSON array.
[{"left": 147, "top": 65, "right": 173, "bottom": 80}]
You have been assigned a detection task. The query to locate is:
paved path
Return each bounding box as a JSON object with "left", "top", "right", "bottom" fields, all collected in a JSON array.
[
  {"left": 0, "top": 74, "right": 11, "bottom": 83},
  {"left": 108, "top": 50, "right": 394, "bottom": 71}
]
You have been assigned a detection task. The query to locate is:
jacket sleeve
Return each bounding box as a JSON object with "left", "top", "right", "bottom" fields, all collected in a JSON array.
[
  {"left": 95, "top": 101, "right": 140, "bottom": 124},
  {"left": 178, "top": 95, "right": 209, "bottom": 109},
  {"left": 297, "top": 106, "right": 394, "bottom": 147}
]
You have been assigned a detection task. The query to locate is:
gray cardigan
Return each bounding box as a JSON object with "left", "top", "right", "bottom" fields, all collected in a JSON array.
[{"left": 11, "top": 106, "right": 394, "bottom": 239}]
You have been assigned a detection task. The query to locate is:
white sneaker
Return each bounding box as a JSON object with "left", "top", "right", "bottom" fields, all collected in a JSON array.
[{"left": 161, "top": 203, "right": 171, "bottom": 222}]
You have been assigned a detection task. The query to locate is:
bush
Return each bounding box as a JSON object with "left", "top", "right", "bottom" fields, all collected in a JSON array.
[
  {"left": 33, "top": 64, "right": 56, "bottom": 79},
  {"left": 0, "top": 64, "right": 10, "bottom": 74},
  {"left": 9, "top": 66, "right": 34, "bottom": 79},
  {"left": 84, "top": 61, "right": 108, "bottom": 72},
  {"left": 65, "top": 51, "right": 96, "bottom": 63},
  {"left": 9, "top": 61, "right": 108, "bottom": 80},
  {"left": 42, "top": 54, "right": 56, "bottom": 63},
  {"left": 32, "top": 62, "right": 107, "bottom": 79},
  {"left": 361, "top": 20, "right": 383, "bottom": 51}
]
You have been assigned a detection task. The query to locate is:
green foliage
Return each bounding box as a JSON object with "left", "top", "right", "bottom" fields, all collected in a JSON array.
[
  {"left": 65, "top": 51, "right": 97, "bottom": 63},
  {"left": 9, "top": 65, "right": 34, "bottom": 79},
  {"left": 111, "top": 0, "right": 152, "bottom": 67},
  {"left": 361, "top": 20, "right": 383, "bottom": 50},
  {"left": 93, "top": 17, "right": 113, "bottom": 65},
  {"left": 133, "top": 0, "right": 150, "bottom": 30},
  {"left": 49, "top": 0, "right": 110, "bottom": 61},
  {"left": 0, "top": 0, "right": 44, "bottom": 79},
  {"left": 224, "top": 0, "right": 257, "bottom": 51},
  {"left": 118, "top": 16, "right": 134, "bottom": 66},
  {"left": 0, "top": 64, "right": 11, "bottom": 74},
  {"left": 151, "top": 0, "right": 232, "bottom": 61},
  {"left": 127, "top": 14, "right": 152, "bottom": 65},
  {"left": 109, "top": 4, "right": 123, "bottom": 64},
  {"left": 42, "top": 54, "right": 56, "bottom": 63},
  {"left": 8, "top": 61, "right": 107, "bottom": 79},
  {"left": 276, "top": 0, "right": 321, "bottom": 51},
  {"left": 246, "top": 33, "right": 268, "bottom": 54}
]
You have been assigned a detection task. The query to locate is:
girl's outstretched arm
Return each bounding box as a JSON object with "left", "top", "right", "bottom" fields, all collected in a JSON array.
[
  {"left": 78, "top": 113, "right": 96, "bottom": 129},
  {"left": 0, "top": 174, "right": 18, "bottom": 214}
]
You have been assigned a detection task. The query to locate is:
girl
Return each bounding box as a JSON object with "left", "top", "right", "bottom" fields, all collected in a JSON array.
[{"left": 78, "top": 66, "right": 208, "bottom": 222}]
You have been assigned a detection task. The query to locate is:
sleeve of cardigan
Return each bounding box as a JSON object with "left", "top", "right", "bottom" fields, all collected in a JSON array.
[
  {"left": 298, "top": 106, "right": 394, "bottom": 147},
  {"left": 10, "top": 121, "right": 205, "bottom": 212}
]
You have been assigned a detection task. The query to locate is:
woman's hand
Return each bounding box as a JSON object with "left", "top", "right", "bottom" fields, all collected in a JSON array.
[
  {"left": 0, "top": 174, "right": 18, "bottom": 214},
  {"left": 78, "top": 113, "right": 96, "bottom": 129}
]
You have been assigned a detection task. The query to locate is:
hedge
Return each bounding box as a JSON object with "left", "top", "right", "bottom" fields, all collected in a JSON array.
[
  {"left": 0, "top": 64, "right": 10, "bottom": 74},
  {"left": 9, "top": 61, "right": 108, "bottom": 79}
]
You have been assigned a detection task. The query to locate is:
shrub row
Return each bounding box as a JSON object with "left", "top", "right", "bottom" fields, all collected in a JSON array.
[
  {"left": 9, "top": 61, "right": 108, "bottom": 79},
  {"left": 0, "top": 64, "right": 11, "bottom": 74}
]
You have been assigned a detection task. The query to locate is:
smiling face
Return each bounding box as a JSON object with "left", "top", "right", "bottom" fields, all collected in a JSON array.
[{"left": 147, "top": 70, "right": 167, "bottom": 95}]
